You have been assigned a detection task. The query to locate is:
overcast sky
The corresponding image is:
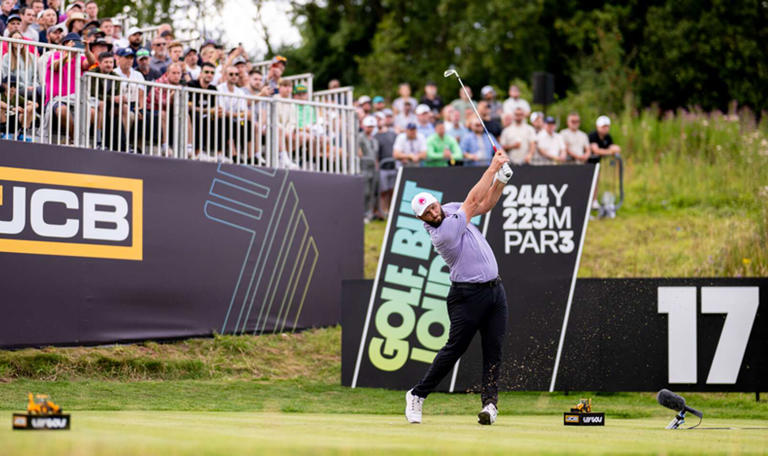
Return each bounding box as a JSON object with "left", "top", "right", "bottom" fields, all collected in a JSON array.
[{"left": 214, "top": 0, "right": 302, "bottom": 58}]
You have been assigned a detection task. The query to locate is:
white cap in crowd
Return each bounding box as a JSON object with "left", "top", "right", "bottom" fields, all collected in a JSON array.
[
  {"left": 530, "top": 112, "right": 542, "bottom": 123},
  {"left": 415, "top": 104, "right": 431, "bottom": 115},
  {"left": 596, "top": 115, "right": 611, "bottom": 127},
  {"left": 358, "top": 95, "right": 371, "bottom": 104},
  {"left": 127, "top": 26, "right": 142, "bottom": 37},
  {"left": 362, "top": 116, "right": 377, "bottom": 127},
  {"left": 411, "top": 192, "right": 438, "bottom": 217},
  {"left": 481, "top": 85, "right": 495, "bottom": 96}
]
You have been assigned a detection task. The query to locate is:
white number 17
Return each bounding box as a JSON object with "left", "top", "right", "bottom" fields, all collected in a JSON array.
[{"left": 657, "top": 287, "right": 759, "bottom": 384}]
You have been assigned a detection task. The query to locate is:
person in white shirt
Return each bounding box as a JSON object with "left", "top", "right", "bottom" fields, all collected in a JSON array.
[
  {"left": 531, "top": 116, "right": 565, "bottom": 165},
  {"left": 559, "top": 112, "right": 590, "bottom": 163},
  {"left": 502, "top": 85, "right": 531, "bottom": 117},
  {"left": 113, "top": 47, "right": 146, "bottom": 142},
  {"left": 393, "top": 123, "right": 426, "bottom": 167},
  {"left": 217, "top": 66, "right": 251, "bottom": 161},
  {"left": 19, "top": 7, "right": 39, "bottom": 42},
  {"left": 500, "top": 107, "right": 536, "bottom": 165}
]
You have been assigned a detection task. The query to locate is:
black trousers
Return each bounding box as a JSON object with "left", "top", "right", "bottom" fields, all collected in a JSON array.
[{"left": 412, "top": 280, "right": 508, "bottom": 406}]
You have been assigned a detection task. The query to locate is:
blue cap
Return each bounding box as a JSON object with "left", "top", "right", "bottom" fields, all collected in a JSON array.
[
  {"left": 62, "top": 32, "right": 82, "bottom": 44},
  {"left": 372, "top": 96, "right": 384, "bottom": 104},
  {"left": 406, "top": 122, "right": 417, "bottom": 130},
  {"left": 544, "top": 116, "right": 556, "bottom": 124},
  {"left": 7, "top": 13, "right": 21, "bottom": 22},
  {"left": 115, "top": 47, "right": 134, "bottom": 57}
]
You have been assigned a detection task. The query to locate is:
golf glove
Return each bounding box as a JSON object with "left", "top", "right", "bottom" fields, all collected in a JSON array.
[{"left": 495, "top": 162, "right": 513, "bottom": 184}]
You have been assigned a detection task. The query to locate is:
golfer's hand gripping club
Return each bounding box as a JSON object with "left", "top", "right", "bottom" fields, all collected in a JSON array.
[{"left": 496, "top": 162, "right": 513, "bottom": 184}]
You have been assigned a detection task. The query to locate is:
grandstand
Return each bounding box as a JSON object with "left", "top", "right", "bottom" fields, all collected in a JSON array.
[{"left": 0, "top": 10, "right": 358, "bottom": 174}]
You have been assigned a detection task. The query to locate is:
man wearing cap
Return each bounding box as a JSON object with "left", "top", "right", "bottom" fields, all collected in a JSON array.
[
  {"left": 113, "top": 46, "right": 147, "bottom": 141},
  {"left": 532, "top": 116, "right": 566, "bottom": 164},
  {"left": 358, "top": 95, "right": 372, "bottom": 117},
  {"left": 36, "top": 8, "right": 57, "bottom": 42},
  {"left": 419, "top": 81, "right": 444, "bottom": 114},
  {"left": 393, "top": 122, "right": 426, "bottom": 167},
  {"left": 372, "top": 95, "right": 386, "bottom": 114},
  {"left": 3, "top": 13, "right": 21, "bottom": 37},
  {"left": 125, "top": 27, "right": 144, "bottom": 65},
  {"left": 375, "top": 109, "right": 397, "bottom": 217},
  {"left": 426, "top": 120, "right": 463, "bottom": 167},
  {"left": 135, "top": 48, "right": 160, "bottom": 81},
  {"left": 405, "top": 149, "right": 513, "bottom": 426},
  {"left": 265, "top": 55, "right": 286, "bottom": 95},
  {"left": 481, "top": 85, "right": 502, "bottom": 123},
  {"left": 45, "top": 31, "right": 96, "bottom": 139},
  {"left": 358, "top": 115, "right": 379, "bottom": 222},
  {"left": 414, "top": 103, "right": 435, "bottom": 139},
  {"left": 182, "top": 47, "right": 199, "bottom": 81},
  {"left": 588, "top": 115, "right": 620, "bottom": 163}
]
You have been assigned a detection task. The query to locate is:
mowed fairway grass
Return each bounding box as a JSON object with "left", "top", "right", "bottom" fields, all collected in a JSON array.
[{"left": 2, "top": 411, "right": 768, "bottom": 456}]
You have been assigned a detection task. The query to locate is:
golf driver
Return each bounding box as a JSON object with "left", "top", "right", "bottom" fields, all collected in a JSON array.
[{"left": 443, "top": 68, "right": 499, "bottom": 154}]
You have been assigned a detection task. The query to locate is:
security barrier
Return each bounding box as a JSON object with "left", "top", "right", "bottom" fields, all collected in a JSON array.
[{"left": 0, "top": 36, "right": 359, "bottom": 174}]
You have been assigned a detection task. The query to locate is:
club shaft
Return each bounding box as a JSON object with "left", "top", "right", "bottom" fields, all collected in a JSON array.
[{"left": 455, "top": 75, "right": 497, "bottom": 153}]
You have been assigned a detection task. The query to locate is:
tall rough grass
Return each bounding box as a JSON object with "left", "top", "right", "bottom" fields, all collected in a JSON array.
[{"left": 552, "top": 103, "right": 767, "bottom": 276}]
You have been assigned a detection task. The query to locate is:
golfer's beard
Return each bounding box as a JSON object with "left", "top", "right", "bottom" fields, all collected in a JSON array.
[{"left": 426, "top": 209, "right": 445, "bottom": 228}]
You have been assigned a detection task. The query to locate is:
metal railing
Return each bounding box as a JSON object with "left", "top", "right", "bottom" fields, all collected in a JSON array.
[
  {"left": 1, "top": 37, "right": 84, "bottom": 146},
  {"left": 1, "top": 37, "right": 359, "bottom": 174},
  {"left": 313, "top": 86, "right": 354, "bottom": 107}
]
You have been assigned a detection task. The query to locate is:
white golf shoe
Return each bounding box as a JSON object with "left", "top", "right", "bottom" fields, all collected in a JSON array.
[
  {"left": 405, "top": 389, "right": 424, "bottom": 424},
  {"left": 478, "top": 403, "right": 497, "bottom": 425}
]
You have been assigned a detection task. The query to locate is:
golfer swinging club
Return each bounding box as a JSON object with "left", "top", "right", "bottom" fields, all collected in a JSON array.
[{"left": 405, "top": 150, "right": 513, "bottom": 425}]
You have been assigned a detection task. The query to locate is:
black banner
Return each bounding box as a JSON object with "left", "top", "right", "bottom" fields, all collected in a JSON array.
[
  {"left": 557, "top": 278, "right": 766, "bottom": 391},
  {"left": 342, "top": 278, "right": 766, "bottom": 391},
  {"left": 348, "top": 165, "right": 598, "bottom": 391},
  {"left": 0, "top": 142, "right": 363, "bottom": 348}
]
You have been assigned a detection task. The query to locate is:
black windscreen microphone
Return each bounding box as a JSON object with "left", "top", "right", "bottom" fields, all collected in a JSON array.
[{"left": 657, "top": 389, "right": 703, "bottom": 418}]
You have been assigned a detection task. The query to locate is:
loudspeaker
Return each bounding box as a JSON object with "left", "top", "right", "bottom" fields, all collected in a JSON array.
[{"left": 532, "top": 72, "right": 554, "bottom": 105}]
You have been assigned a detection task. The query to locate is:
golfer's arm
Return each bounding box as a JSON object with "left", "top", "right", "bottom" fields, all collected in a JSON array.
[
  {"left": 476, "top": 179, "right": 505, "bottom": 214},
  {"left": 460, "top": 166, "right": 496, "bottom": 221}
]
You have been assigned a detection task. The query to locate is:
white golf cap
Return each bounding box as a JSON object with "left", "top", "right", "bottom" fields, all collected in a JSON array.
[
  {"left": 481, "top": 85, "right": 495, "bottom": 96},
  {"left": 127, "top": 26, "right": 142, "bottom": 37},
  {"left": 415, "top": 104, "right": 431, "bottom": 115},
  {"left": 411, "top": 192, "right": 438, "bottom": 217},
  {"left": 530, "top": 111, "right": 542, "bottom": 123},
  {"left": 358, "top": 95, "right": 371, "bottom": 104},
  {"left": 362, "top": 115, "right": 377, "bottom": 127},
  {"left": 596, "top": 115, "right": 611, "bottom": 127}
]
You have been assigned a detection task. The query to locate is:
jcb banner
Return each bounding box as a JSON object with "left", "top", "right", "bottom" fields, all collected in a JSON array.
[
  {"left": 0, "top": 142, "right": 362, "bottom": 348},
  {"left": 349, "top": 165, "right": 598, "bottom": 391}
]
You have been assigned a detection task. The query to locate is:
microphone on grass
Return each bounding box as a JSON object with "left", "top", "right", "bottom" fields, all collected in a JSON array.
[{"left": 656, "top": 389, "right": 703, "bottom": 429}]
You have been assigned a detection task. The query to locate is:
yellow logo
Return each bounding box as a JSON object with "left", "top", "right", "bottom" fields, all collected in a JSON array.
[
  {"left": 0, "top": 166, "right": 143, "bottom": 260},
  {"left": 565, "top": 415, "right": 579, "bottom": 423}
]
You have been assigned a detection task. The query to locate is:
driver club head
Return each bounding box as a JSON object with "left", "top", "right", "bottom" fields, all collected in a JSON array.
[{"left": 443, "top": 69, "right": 457, "bottom": 78}]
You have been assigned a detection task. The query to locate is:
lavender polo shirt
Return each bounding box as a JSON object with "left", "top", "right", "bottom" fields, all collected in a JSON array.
[{"left": 425, "top": 202, "right": 498, "bottom": 283}]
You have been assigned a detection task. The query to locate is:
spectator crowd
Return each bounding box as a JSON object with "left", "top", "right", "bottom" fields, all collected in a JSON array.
[
  {"left": 1, "top": 0, "right": 352, "bottom": 168},
  {"left": 354, "top": 82, "right": 621, "bottom": 221},
  {"left": 0, "top": 0, "right": 621, "bottom": 220}
]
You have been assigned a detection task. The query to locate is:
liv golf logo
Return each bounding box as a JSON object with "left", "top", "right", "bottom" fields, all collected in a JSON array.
[{"left": 0, "top": 166, "right": 143, "bottom": 260}]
